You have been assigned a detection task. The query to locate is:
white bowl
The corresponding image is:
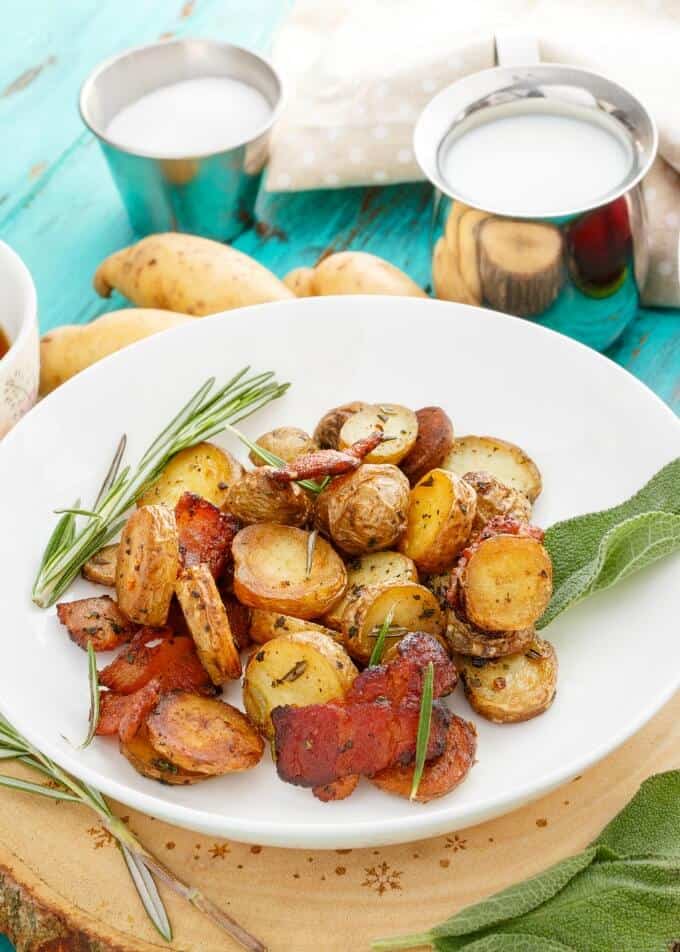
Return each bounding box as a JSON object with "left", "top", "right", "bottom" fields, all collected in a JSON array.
[{"left": 0, "top": 241, "right": 39, "bottom": 438}]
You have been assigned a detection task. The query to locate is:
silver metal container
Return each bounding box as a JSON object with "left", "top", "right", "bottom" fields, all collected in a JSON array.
[
  {"left": 414, "top": 52, "right": 657, "bottom": 352},
  {"left": 80, "top": 39, "right": 283, "bottom": 242}
]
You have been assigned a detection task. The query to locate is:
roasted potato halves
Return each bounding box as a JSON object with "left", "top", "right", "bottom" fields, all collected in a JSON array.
[
  {"left": 400, "top": 407, "right": 455, "bottom": 486},
  {"left": 175, "top": 563, "right": 241, "bottom": 684},
  {"left": 233, "top": 524, "right": 347, "bottom": 619},
  {"left": 463, "top": 471, "right": 532, "bottom": 533},
  {"left": 446, "top": 606, "right": 535, "bottom": 658},
  {"left": 226, "top": 469, "right": 312, "bottom": 527},
  {"left": 313, "top": 402, "right": 368, "bottom": 450},
  {"left": 458, "top": 639, "right": 558, "bottom": 723},
  {"left": 138, "top": 442, "right": 243, "bottom": 510},
  {"left": 249, "top": 427, "right": 318, "bottom": 466},
  {"left": 400, "top": 469, "right": 476, "bottom": 574},
  {"left": 322, "top": 550, "right": 418, "bottom": 630},
  {"left": 339, "top": 403, "right": 418, "bottom": 465},
  {"left": 442, "top": 435, "right": 542, "bottom": 502},
  {"left": 243, "top": 630, "right": 357, "bottom": 738},
  {"left": 120, "top": 728, "right": 207, "bottom": 785},
  {"left": 82, "top": 544, "right": 118, "bottom": 587},
  {"left": 249, "top": 609, "right": 341, "bottom": 645},
  {"left": 116, "top": 505, "right": 179, "bottom": 626}
]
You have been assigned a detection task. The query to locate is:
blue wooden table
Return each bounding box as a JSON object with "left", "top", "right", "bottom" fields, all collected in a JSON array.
[{"left": 0, "top": 2, "right": 678, "bottom": 948}]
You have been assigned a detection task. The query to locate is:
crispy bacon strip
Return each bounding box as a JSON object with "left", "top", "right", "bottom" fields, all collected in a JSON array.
[
  {"left": 56, "top": 595, "right": 138, "bottom": 651},
  {"left": 99, "top": 627, "right": 215, "bottom": 696},
  {"left": 272, "top": 699, "right": 451, "bottom": 788},
  {"left": 97, "top": 691, "right": 131, "bottom": 736},
  {"left": 175, "top": 491, "right": 239, "bottom": 579},
  {"left": 266, "top": 432, "right": 384, "bottom": 484},
  {"left": 97, "top": 678, "right": 163, "bottom": 742},
  {"left": 346, "top": 632, "right": 457, "bottom": 705}
]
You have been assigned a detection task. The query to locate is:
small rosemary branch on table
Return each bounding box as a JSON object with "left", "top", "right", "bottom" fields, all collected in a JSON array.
[
  {"left": 0, "top": 713, "right": 266, "bottom": 950},
  {"left": 32, "top": 367, "right": 289, "bottom": 608}
]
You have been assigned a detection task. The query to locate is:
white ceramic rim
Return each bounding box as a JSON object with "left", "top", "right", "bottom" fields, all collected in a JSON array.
[{"left": 0, "top": 239, "right": 38, "bottom": 373}]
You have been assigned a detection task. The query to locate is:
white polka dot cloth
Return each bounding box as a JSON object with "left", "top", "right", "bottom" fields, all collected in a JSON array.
[{"left": 268, "top": 0, "right": 680, "bottom": 306}]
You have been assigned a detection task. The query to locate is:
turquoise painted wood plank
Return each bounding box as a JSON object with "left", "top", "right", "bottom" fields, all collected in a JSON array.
[{"left": 607, "top": 308, "right": 680, "bottom": 411}]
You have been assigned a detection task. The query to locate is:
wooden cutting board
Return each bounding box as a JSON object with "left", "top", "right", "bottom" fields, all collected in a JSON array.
[{"left": 0, "top": 691, "right": 677, "bottom": 952}]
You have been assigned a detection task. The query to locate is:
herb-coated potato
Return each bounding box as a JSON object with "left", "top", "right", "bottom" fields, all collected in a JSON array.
[
  {"left": 313, "top": 401, "right": 368, "bottom": 450},
  {"left": 316, "top": 464, "right": 410, "bottom": 556},
  {"left": 459, "top": 534, "right": 553, "bottom": 631},
  {"left": 243, "top": 630, "right": 357, "bottom": 738},
  {"left": 249, "top": 609, "right": 342, "bottom": 645},
  {"left": 400, "top": 469, "right": 476, "bottom": 574},
  {"left": 463, "top": 470, "right": 532, "bottom": 533},
  {"left": 120, "top": 728, "right": 207, "bottom": 785},
  {"left": 341, "top": 582, "right": 445, "bottom": 664},
  {"left": 146, "top": 692, "right": 264, "bottom": 775},
  {"left": 248, "top": 427, "right": 318, "bottom": 466},
  {"left": 442, "top": 435, "right": 542, "bottom": 502},
  {"left": 82, "top": 543, "right": 118, "bottom": 587},
  {"left": 400, "top": 407, "right": 455, "bottom": 486},
  {"left": 175, "top": 564, "right": 242, "bottom": 684},
  {"left": 226, "top": 469, "right": 313, "bottom": 527},
  {"left": 446, "top": 606, "right": 535, "bottom": 658},
  {"left": 116, "top": 505, "right": 179, "bottom": 626},
  {"left": 283, "top": 267, "right": 316, "bottom": 297},
  {"left": 138, "top": 442, "right": 243, "bottom": 510},
  {"left": 312, "top": 251, "right": 427, "bottom": 299},
  {"left": 339, "top": 403, "right": 418, "bottom": 465},
  {"left": 458, "top": 639, "right": 558, "bottom": 723},
  {"left": 233, "top": 524, "right": 347, "bottom": 619},
  {"left": 322, "top": 550, "right": 418, "bottom": 630}
]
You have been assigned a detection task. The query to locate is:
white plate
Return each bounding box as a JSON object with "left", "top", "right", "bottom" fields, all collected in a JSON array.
[{"left": 1, "top": 296, "right": 678, "bottom": 849}]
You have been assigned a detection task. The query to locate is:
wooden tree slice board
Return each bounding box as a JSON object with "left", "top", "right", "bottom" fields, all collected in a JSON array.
[{"left": 1, "top": 691, "right": 678, "bottom": 952}]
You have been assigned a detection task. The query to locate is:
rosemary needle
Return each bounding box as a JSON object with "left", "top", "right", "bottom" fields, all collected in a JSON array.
[{"left": 410, "top": 662, "right": 434, "bottom": 801}]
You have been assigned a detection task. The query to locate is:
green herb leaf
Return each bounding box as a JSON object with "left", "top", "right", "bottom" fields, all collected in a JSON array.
[
  {"left": 226, "top": 424, "right": 327, "bottom": 493},
  {"left": 410, "top": 661, "right": 434, "bottom": 800},
  {"left": 0, "top": 773, "right": 82, "bottom": 803},
  {"left": 369, "top": 607, "right": 396, "bottom": 666},
  {"left": 121, "top": 844, "right": 173, "bottom": 942},
  {"left": 78, "top": 641, "right": 100, "bottom": 749}
]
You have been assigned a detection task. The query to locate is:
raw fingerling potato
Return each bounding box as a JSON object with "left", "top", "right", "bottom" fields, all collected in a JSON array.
[
  {"left": 458, "top": 638, "right": 558, "bottom": 723},
  {"left": 39, "top": 309, "right": 194, "bottom": 395},
  {"left": 463, "top": 470, "right": 532, "bottom": 533},
  {"left": 339, "top": 403, "right": 418, "bottom": 465},
  {"left": 249, "top": 609, "right": 341, "bottom": 645},
  {"left": 138, "top": 442, "right": 243, "bottom": 510},
  {"left": 93, "top": 233, "right": 293, "bottom": 315},
  {"left": 283, "top": 267, "right": 316, "bottom": 297},
  {"left": 341, "top": 581, "right": 445, "bottom": 665},
  {"left": 248, "top": 427, "right": 318, "bottom": 466},
  {"left": 322, "top": 550, "right": 419, "bottom": 630},
  {"left": 146, "top": 692, "right": 264, "bottom": 775},
  {"left": 82, "top": 543, "right": 119, "bottom": 587},
  {"left": 400, "top": 406, "right": 455, "bottom": 486},
  {"left": 116, "top": 505, "right": 179, "bottom": 626},
  {"left": 243, "top": 630, "right": 357, "bottom": 738},
  {"left": 175, "top": 563, "right": 241, "bottom": 684},
  {"left": 442, "top": 435, "right": 542, "bottom": 502},
  {"left": 446, "top": 606, "right": 535, "bottom": 658},
  {"left": 233, "top": 523, "right": 347, "bottom": 619},
  {"left": 459, "top": 534, "right": 553, "bottom": 632},
  {"left": 120, "top": 728, "right": 208, "bottom": 785},
  {"left": 226, "top": 469, "right": 313, "bottom": 527},
  {"left": 312, "top": 251, "right": 427, "bottom": 298},
  {"left": 400, "top": 469, "right": 477, "bottom": 574},
  {"left": 313, "top": 401, "right": 369, "bottom": 449}
]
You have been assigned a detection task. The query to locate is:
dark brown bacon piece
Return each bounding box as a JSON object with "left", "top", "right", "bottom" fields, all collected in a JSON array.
[
  {"left": 265, "top": 432, "right": 384, "bottom": 484},
  {"left": 346, "top": 632, "right": 457, "bottom": 705},
  {"left": 175, "top": 491, "right": 239, "bottom": 579},
  {"left": 98, "top": 627, "right": 216, "bottom": 696},
  {"left": 56, "top": 595, "right": 137, "bottom": 651}
]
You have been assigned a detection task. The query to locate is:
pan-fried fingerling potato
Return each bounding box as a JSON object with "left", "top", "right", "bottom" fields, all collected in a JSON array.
[
  {"left": 226, "top": 470, "right": 313, "bottom": 527},
  {"left": 138, "top": 442, "right": 243, "bottom": 510},
  {"left": 120, "top": 728, "right": 207, "bottom": 785},
  {"left": 318, "top": 464, "right": 410, "bottom": 556},
  {"left": 341, "top": 582, "right": 445, "bottom": 664},
  {"left": 116, "top": 506, "right": 179, "bottom": 626},
  {"left": 462, "top": 471, "right": 532, "bottom": 532},
  {"left": 339, "top": 404, "right": 418, "bottom": 465},
  {"left": 82, "top": 544, "right": 118, "bottom": 587},
  {"left": 400, "top": 407, "right": 455, "bottom": 486},
  {"left": 248, "top": 427, "right": 318, "bottom": 466},
  {"left": 459, "top": 535, "right": 553, "bottom": 632},
  {"left": 446, "top": 607, "right": 535, "bottom": 658},
  {"left": 233, "top": 524, "right": 347, "bottom": 619},
  {"left": 283, "top": 267, "right": 316, "bottom": 297},
  {"left": 442, "top": 435, "right": 542, "bottom": 502},
  {"left": 424, "top": 572, "right": 452, "bottom": 610},
  {"left": 313, "top": 401, "right": 368, "bottom": 450},
  {"left": 249, "top": 609, "right": 341, "bottom": 645},
  {"left": 175, "top": 564, "right": 241, "bottom": 684},
  {"left": 400, "top": 469, "right": 476, "bottom": 574},
  {"left": 312, "top": 251, "right": 427, "bottom": 298},
  {"left": 458, "top": 638, "right": 558, "bottom": 723},
  {"left": 322, "top": 550, "right": 418, "bottom": 630},
  {"left": 146, "top": 692, "right": 264, "bottom": 774},
  {"left": 243, "top": 630, "right": 357, "bottom": 738}
]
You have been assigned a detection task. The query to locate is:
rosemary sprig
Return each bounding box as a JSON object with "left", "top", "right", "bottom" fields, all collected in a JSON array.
[
  {"left": 410, "top": 662, "right": 434, "bottom": 801},
  {"left": 0, "top": 713, "right": 266, "bottom": 951},
  {"left": 305, "top": 529, "right": 319, "bottom": 578},
  {"left": 226, "top": 424, "right": 328, "bottom": 493},
  {"left": 368, "top": 607, "right": 396, "bottom": 666},
  {"left": 33, "top": 368, "right": 289, "bottom": 608},
  {"left": 78, "top": 642, "right": 100, "bottom": 750}
]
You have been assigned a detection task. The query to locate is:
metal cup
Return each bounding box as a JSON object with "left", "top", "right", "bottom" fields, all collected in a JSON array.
[
  {"left": 414, "top": 50, "right": 657, "bottom": 352},
  {"left": 80, "top": 39, "right": 283, "bottom": 242}
]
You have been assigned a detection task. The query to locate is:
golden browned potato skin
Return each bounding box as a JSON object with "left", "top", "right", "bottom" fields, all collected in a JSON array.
[
  {"left": 463, "top": 471, "right": 532, "bottom": 533},
  {"left": 322, "top": 550, "right": 418, "bottom": 630},
  {"left": 400, "top": 469, "right": 476, "bottom": 574},
  {"left": 146, "top": 692, "right": 264, "bottom": 774},
  {"left": 339, "top": 404, "right": 418, "bottom": 465},
  {"left": 175, "top": 563, "right": 242, "bottom": 684},
  {"left": 249, "top": 427, "right": 318, "bottom": 466},
  {"left": 400, "top": 407, "right": 455, "bottom": 486},
  {"left": 249, "top": 609, "right": 341, "bottom": 645},
  {"left": 317, "top": 464, "right": 410, "bottom": 556},
  {"left": 442, "top": 435, "right": 542, "bottom": 503},
  {"left": 232, "top": 524, "right": 347, "bottom": 619},
  {"left": 120, "top": 728, "right": 207, "bottom": 785},
  {"left": 226, "top": 469, "right": 313, "bottom": 527},
  {"left": 138, "top": 442, "right": 243, "bottom": 510},
  {"left": 458, "top": 639, "right": 558, "bottom": 723},
  {"left": 116, "top": 505, "right": 179, "bottom": 626},
  {"left": 313, "top": 402, "right": 368, "bottom": 450},
  {"left": 446, "top": 606, "right": 535, "bottom": 658},
  {"left": 82, "top": 543, "right": 118, "bottom": 587}
]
